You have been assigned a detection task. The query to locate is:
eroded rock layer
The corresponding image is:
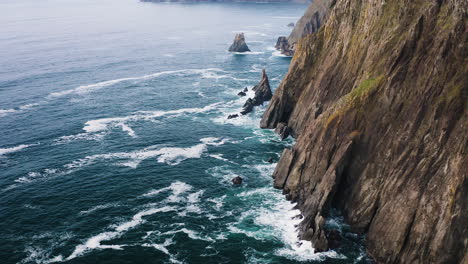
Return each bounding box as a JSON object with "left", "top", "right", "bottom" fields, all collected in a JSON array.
[
  {"left": 262, "top": 0, "right": 468, "bottom": 263},
  {"left": 276, "top": 0, "right": 333, "bottom": 55}
]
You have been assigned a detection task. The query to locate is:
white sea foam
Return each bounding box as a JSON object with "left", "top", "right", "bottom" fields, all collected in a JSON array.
[
  {"left": 164, "top": 228, "right": 214, "bottom": 242},
  {"left": 271, "top": 50, "right": 292, "bottom": 58},
  {"left": 0, "top": 108, "right": 17, "bottom": 116},
  {"left": 66, "top": 206, "right": 176, "bottom": 260},
  {"left": 0, "top": 144, "right": 34, "bottom": 156},
  {"left": 48, "top": 68, "right": 224, "bottom": 98},
  {"left": 207, "top": 195, "right": 225, "bottom": 211},
  {"left": 79, "top": 203, "right": 120, "bottom": 216},
  {"left": 208, "top": 154, "right": 229, "bottom": 162},
  {"left": 142, "top": 181, "right": 193, "bottom": 199},
  {"left": 206, "top": 165, "right": 242, "bottom": 185},
  {"left": 231, "top": 161, "right": 346, "bottom": 262},
  {"left": 17, "top": 138, "right": 226, "bottom": 185},
  {"left": 117, "top": 123, "right": 137, "bottom": 138},
  {"left": 53, "top": 132, "right": 106, "bottom": 145},
  {"left": 231, "top": 51, "right": 265, "bottom": 55},
  {"left": 83, "top": 102, "right": 222, "bottom": 134}
]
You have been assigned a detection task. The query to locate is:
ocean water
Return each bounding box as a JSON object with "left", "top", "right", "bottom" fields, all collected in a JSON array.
[{"left": 0, "top": 0, "right": 368, "bottom": 263}]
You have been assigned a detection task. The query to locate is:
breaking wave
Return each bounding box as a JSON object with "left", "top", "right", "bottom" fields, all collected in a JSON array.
[{"left": 0, "top": 144, "right": 35, "bottom": 156}]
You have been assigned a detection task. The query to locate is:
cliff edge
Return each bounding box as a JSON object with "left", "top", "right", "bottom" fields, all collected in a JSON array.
[{"left": 262, "top": 0, "right": 467, "bottom": 263}]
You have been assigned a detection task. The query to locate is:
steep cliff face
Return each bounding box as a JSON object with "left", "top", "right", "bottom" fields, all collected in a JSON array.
[
  {"left": 262, "top": 0, "right": 467, "bottom": 263},
  {"left": 276, "top": 0, "right": 333, "bottom": 55}
]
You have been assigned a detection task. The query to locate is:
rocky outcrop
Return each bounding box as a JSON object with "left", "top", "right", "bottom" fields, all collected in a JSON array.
[
  {"left": 231, "top": 176, "right": 243, "bottom": 185},
  {"left": 275, "top": 36, "right": 294, "bottom": 56},
  {"left": 263, "top": 0, "right": 467, "bottom": 263},
  {"left": 275, "top": 0, "right": 333, "bottom": 55},
  {"left": 240, "top": 69, "right": 272, "bottom": 115},
  {"left": 228, "top": 33, "right": 251, "bottom": 53}
]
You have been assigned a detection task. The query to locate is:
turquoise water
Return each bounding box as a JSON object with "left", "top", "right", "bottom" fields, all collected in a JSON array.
[{"left": 0, "top": 0, "right": 368, "bottom": 263}]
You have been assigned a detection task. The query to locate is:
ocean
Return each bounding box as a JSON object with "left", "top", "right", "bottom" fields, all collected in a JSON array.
[{"left": 0, "top": 0, "right": 368, "bottom": 263}]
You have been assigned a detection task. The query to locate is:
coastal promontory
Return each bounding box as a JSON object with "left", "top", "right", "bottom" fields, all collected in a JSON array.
[{"left": 263, "top": 0, "right": 467, "bottom": 263}]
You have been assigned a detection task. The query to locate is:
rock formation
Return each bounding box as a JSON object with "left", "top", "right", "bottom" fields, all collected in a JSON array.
[
  {"left": 262, "top": 0, "right": 467, "bottom": 263},
  {"left": 275, "top": 36, "right": 294, "bottom": 56},
  {"left": 287, "top": 22, "right": 295, "bottom": 27},
  {"left": 241, "top": 69, "right": 272, "bottom": 115},
  {"left": 228, "top": 33, "right": 251, "bottom": 53},
  {"left": 275, "top": 0, "right": 333, "bottom": 55},
  {"left": 231, "top": 176, "right": 243, "bottom": 185}
]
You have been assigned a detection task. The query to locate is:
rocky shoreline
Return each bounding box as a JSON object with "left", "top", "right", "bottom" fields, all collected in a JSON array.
[{"left": 260, "top": 0, "right": 467, "bottom": 263}]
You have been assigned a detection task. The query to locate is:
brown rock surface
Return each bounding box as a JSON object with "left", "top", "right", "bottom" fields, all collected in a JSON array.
[
  {"left": 228, "top": 33, "right": 251, "bottom": 53},
  {"left": 276, "top": 0, "right": 333, "bottom": 55},
  {"left": 262, "top": 0, "right": 468, "bottom": 263}
]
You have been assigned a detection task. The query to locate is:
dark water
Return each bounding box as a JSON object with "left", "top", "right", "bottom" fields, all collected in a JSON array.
[{"left": 0, "top": 0, "right": 368, "bottom": 263}]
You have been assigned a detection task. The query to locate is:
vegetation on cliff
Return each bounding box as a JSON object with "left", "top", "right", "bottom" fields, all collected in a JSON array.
[{"left": 262, "top": 0, "right": 467, "bottom": 263}]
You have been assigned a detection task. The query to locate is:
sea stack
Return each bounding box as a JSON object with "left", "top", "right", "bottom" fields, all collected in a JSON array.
[
  {"left": 252, "top": 69, "right": 272, "bottom": 103},
  {"left": 228, "top": 33, "right": 251, "bottom": 53},
  {"left": 240, "top": 69, "right": 272, "bottom": 115}
]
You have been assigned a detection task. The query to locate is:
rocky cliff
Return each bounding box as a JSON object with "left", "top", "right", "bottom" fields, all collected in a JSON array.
[
  {"left": 276, "top": 0, "right": 333, "bottom": 55},
  {"left": 262, "top": 0, "right": 467, "bottom": 263}
]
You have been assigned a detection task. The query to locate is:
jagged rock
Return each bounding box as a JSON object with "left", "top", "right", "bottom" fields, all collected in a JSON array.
[
  {"left": 275, "top": 36, "right": 294, "bottom": 56},
  {"left": 273, "top": 0, "right": 333, "bottom": 56},
  {"left": 237, "top": 91, "right": 246, "bottom": 97},
  {"left": 275, "top": 122, "right": 290, "bottom": 140},
  {"left": 287, "top": 22, "right": 295, "bottom": 27},
  {"left": 240, "top": 69, "right": 272, "bottom": 115},
  {"left": 267, "top": 157, "right": 274, "bottom": 163},
  {"left": 252, "top": 69, "right": 272, "bottom": 103},
  {"left": 240, "top": 98, "right": 254, "bottom": 115},
  {"left": 227, "top": 114, "right": 239, "bottom": 119},
  {"left": 231, "top": 176, "right": 243, "bottom": 185},
  {"left": 243, "top": 87, "right": 248, "bottom": 92},
  {"left": 228, "top": 33, "right": 251, "bottom": 53},
  {"left": 262, "top": 0, "right": 467, "bottom": 263}
]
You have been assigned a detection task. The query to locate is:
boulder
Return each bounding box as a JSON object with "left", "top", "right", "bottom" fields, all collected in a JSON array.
[
  {"left": 287, "top": 22, "right": 295, "bottom": 27},
  {"left": 228, "top": 33, "right": 251, "bottom": 53},
  {"left": 237, "top": 91, "right": 246, "bottom": 97},
  {"left": 243, "top": 87, "right": 248, "bottom": 92},
  {"left": 227, "top": 114, "right": 239, "bottom": 119},
  {"left": 231, "top": 176, "right": 243, "bottom": 185},
  {"left": 267, "top": 157, "right": 274, "bottom": 163}
]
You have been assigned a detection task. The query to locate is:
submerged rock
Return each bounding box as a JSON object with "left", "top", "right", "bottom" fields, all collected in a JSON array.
[
  {"left": 267, "top": 157, "right": 274, "bottom": 163},
  {"left": 237, "top": 91, "right": 246, "bottom": 97},
  {"left": 228, "top": 33, "right": 251, "bottom": 53},
  {"left": 231, "top": 176, "right": 243, "bottom": 185},
  {"left": 227, "top": 114, "right": 239, "bottom": 119},
  {"left": 287, "top": 22, "right": 295, "bottom": 27}
]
